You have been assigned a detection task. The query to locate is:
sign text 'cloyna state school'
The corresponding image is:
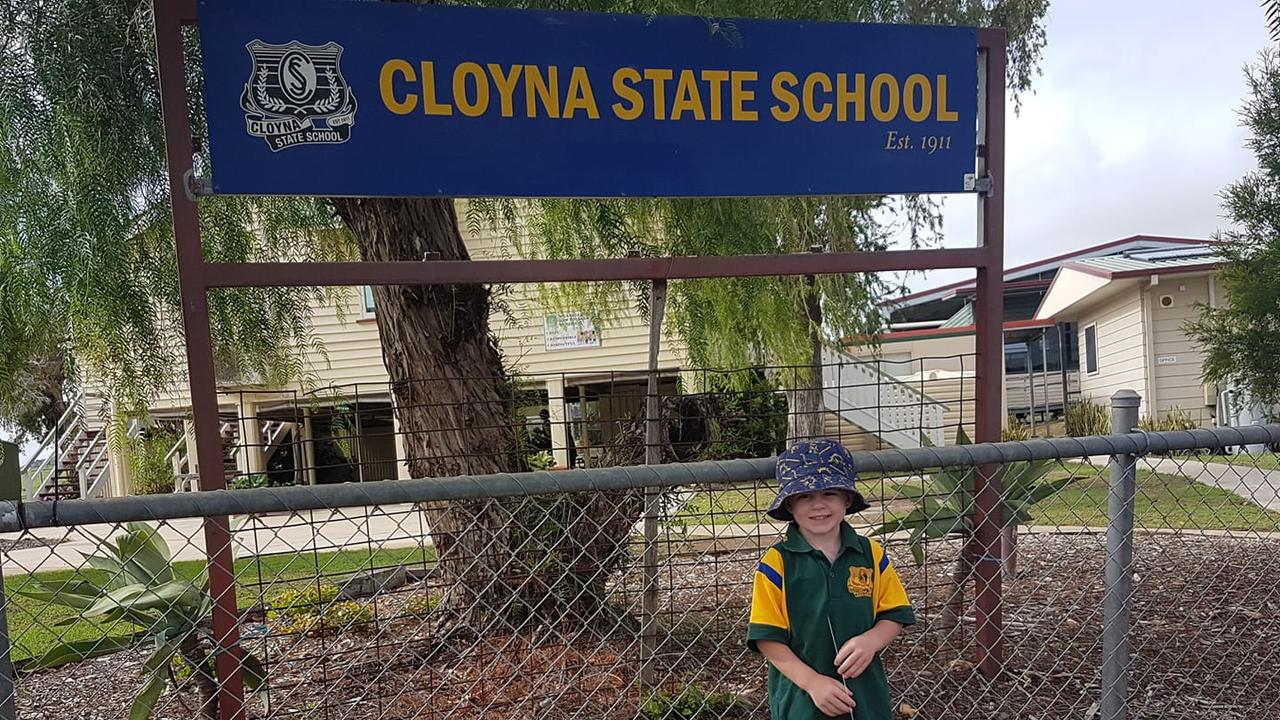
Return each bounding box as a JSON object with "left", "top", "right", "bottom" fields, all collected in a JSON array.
[{"left": 199, "top": 0, "right": 979, "bottom": 198}]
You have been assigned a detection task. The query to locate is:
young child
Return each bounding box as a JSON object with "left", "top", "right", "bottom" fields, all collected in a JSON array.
[{"left": 748, "top": 438, "right": 915, "bottom": 719}]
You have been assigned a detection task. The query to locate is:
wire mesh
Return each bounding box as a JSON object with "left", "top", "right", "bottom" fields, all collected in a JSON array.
[{"left": 5, "top": 426, "right": 1280, "bottom": 719}]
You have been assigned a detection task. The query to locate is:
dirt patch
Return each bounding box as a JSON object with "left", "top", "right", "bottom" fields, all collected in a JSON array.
[{"left": 14, "top": 531, "right": 1280, "bottom": 719}]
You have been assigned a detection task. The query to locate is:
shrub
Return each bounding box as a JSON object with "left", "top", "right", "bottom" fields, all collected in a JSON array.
[
  {"left": 269, "top": 584, "right": 339, "bottom": 619},
  {"left": 1140, "top": 407, "right": 1202, "bottom": 455},
  {"left": 1140, "top": 406, "right": 1200, "bottom": 432},
  {"left": 641, "top": 681, "right": 741, "bottom": 720},
  {"left": 1065, "top": 398, "right": 1110, "bottom": 437},
  {"left": 229, "top": 473, "right": 268, "bottom": 491},
  {"left": 16, "top": 523, "right": 267, "bottom": 718},
  {"left": 268, "top": 584, "right": 374, "bottom": 636},
  {"left": 527, "top": 450, "right": 556, "bottom": 471},
  {"left": 700, "top": 369, "right": 787, "bottom": 461},
  {"left": 1002, "top": 415, "right": 1030, "bottom": 442},
  {"left": 130, "top": 431, "right": 182, "bottom": 495},
  {"left": 403, "top": 593, "right": 438, "bottom": 619}
]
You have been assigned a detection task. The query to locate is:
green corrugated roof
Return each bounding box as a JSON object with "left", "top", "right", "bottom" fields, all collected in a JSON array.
[
  {"left": 1074, "top": 246, "right": 1222, "bottom": 274},
  {"left": 940, "top": 303, "right": 974, "bottom": 328}
]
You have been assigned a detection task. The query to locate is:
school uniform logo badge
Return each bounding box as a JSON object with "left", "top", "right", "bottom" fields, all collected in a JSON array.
[
  {"left": 848, "top": 566, "right": 873, "bottom": 597},
  {"left": 240, "top": 40, "right": 357, "bottom": 152}
]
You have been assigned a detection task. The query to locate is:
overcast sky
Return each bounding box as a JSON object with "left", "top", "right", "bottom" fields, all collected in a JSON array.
[{"left": 903, "top": 0, "right": 1272, "bottom": 291}]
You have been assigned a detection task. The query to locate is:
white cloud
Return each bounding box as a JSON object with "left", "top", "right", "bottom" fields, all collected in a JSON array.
[{"left": 904, "top": 0, "right": 1270, "bottom": 292}]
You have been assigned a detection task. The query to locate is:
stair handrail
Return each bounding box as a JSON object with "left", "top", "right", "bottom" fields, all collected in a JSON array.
[
  {"left": 81, "top": 437, "right": 115, "bottom": 499},
  {"left": 81, "top": 418, "right": 148, "bottom": 499},
  {"left": 20, "top": 394, "right": 85, "bottom": 496},
  {"left": 72, "top": 430, "right": 109, "bottom": 473},
  {"left": 163, "top": 432, "right": 188, "bottom": 474},
  {"left": 821, "top": 347, "right": 948, "bottom": 411},
  {"left": 264, "top": 420, "right": 294, "bottom": 451}
]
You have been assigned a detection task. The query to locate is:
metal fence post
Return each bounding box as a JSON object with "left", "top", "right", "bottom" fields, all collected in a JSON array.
[
  {"left": 641, "top": 279, "right": 667, "bottom": 685},
  {"left": 0, "top": 570, "right": 17, "bottom": 720},
  {"left": 1103, "top": 389, "right": 1141, "bottom": 720}
]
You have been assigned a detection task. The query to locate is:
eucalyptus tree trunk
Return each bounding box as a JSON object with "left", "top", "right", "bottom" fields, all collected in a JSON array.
[
  {"left": 330, "top": 197, "right": 538, "bottom": 625},
  {"left": 786, "top": 277, "right": 826, "bottom": 445}
]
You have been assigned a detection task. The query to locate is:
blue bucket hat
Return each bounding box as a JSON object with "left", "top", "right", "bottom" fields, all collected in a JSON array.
[{"left": 766, "top": 438, "right": 870, "bottom": 521}]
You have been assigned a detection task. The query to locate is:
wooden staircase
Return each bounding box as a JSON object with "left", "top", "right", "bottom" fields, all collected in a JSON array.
[
  {"left": 34, "top": 427, "right": 111, "bottom": 501},
  {"left": 24, "top": 403, "right": 300, "bottom": 499}
]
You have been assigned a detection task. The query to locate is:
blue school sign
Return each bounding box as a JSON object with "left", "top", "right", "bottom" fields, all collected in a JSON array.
[{"left": 198, "top": 0, "right": 978, "bottom": 198}]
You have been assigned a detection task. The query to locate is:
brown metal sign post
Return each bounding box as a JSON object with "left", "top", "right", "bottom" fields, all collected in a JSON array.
[
  {"left": 153, "top": 1, "right": 248, "bottom": 718},
  {"left": 151, "top": 2, "right": 1007, "bottom": 716},
  {"left": 973, "top": 29, "right": 1008, "bottom": 679}
]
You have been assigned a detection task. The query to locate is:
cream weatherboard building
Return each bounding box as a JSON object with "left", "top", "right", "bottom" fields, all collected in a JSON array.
[
  {"left": 1034, "top": 242, "right": 1230, "bottom": 424},
  {"left": 848, "top": 236, "right": 1223, "bottom": 441},
  {"left": 24, "top": 232, "right": 1235, "bottom": 501},
  {"left": 23, "top": 219, "right": 945, "bottom": 500}
]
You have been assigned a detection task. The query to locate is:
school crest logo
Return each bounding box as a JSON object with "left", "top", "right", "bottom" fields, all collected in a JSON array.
[
  {"left": 847, "top": 566, "right": 873, "bottom": 598},
  {"left": 240, "top": 40, "right": 357, "bottom": 152}
]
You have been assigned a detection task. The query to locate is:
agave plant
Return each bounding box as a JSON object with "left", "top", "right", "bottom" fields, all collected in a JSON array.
[
  {"left": 873, "top": 428, "right": 1076, "bottom": 630},
  {"left": 16, "top": 522, "right": 263, "bottom": 719}
]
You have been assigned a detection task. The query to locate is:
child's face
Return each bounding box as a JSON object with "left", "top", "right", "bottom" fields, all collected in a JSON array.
[{"left": 785, "top": 490, "right": 851, "bottom": 536}]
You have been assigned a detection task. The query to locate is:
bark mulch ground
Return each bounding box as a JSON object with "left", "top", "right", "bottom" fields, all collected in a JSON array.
[{"left": 15, "top": 531, "right": 1280, "bottom": 719}]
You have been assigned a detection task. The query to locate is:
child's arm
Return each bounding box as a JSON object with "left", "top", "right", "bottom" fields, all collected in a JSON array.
[
  {"left": 834, "top": 619, "right": 903, "bottom": 679},
  {"left": 757, "top": 640, "right": 856, "bottom": 717}
]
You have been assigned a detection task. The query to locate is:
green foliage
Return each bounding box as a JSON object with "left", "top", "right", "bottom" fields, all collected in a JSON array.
[
  {"left": 1189, "top": 50, "right": 1280, "bottom": 408},
  {"left": 1065, "top": 398, "right": 1111, "bottom": 437},
  {"left": 467, "top": 0, "right": 1049, "bottom": 376},
  {"left": 127, "top": 431, "right": 181, "bottom": 496},
  {"left": 699, "top": 369, "right": 787, "bottom": 460},
  {"left": 873, "top": 428, "right": 1075, "bottom": 565},
  {"left": 0, "top": 345, "right": 68, "bottom": 444},
  {"left": 329, "top": 405, "right": 359, "bottom": 462},
  {"left": 14, "top": 522, "right": 266, "bottom": 718},
  {"left": 169, "top": 653, "right": 195, "bottom": 684},
  {"left": 1139, "top": 407, "right": 1202, "bottom": 457},
  {"left": 403, "top": 593, "right": 439, "bottom": 619},
  {"left": 1002, "top": 416, "right": 1031, "bottom": 442},
  {"left": 229, "top": 473, "right": 269, "bottom": 491},
  {"left": 267, "top": 584, "right": 373, "bottom": 636},
  {"left": 640, "top": 681, "right": 741, "bottom": 720},
  {"left": 0, "top": 0, "right": 355, "bottom": 423},
  {"left": 267, "top": 584, "right": 339, "bottom": 620},
  {"left": 1139, "top": 407, "right": 1200, "bottom": 432},
  {"left": 527, "top": 450, "right": 556, "bottom": 470}
]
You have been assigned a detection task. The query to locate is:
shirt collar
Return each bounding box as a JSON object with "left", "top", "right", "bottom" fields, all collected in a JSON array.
[{"left": 780, "top": 521, "right": 865, "bottom": 557}]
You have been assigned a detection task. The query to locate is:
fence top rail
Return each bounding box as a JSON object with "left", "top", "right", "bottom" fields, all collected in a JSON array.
[{"left": 2, "top": 425, "right": 1277, "bottom": 532}]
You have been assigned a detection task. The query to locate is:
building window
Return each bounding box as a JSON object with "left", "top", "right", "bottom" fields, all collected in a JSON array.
[
  {"left": 1084, "top": 324, "right": 1098, "bottom": 375},
  {"left": 1004, "top": 342, "right": 1028, "bottom": 373},
  {"left": 360, "top": 286, "right": 376, "bottom": 318}
]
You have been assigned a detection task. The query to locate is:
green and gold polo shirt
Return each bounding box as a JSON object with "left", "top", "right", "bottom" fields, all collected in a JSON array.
[{"left": 747, "top": 522, "right": 915, "bottom": 720}]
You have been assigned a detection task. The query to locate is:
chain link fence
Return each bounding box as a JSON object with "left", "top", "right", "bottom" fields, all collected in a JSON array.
[{"left": 3, "top": 406, "right": 1280, "bottom": 719}]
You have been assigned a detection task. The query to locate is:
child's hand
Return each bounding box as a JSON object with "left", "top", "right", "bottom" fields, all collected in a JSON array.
[
  {"left": 805, "top": 674, "right": 855, "bottom": 717},
  {"left": 835, "top": 634, "right": 881, "bottom": 678}
]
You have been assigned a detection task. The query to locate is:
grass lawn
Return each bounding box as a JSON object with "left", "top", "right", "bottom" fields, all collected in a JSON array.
[
  {"left": 7, "top": 544, "right": 433, "bottom": 666},
  {"left": 670, "top": 476, "right": 922, "bottom": 527},
  {"left": 669, "top": 462, "right": 1280, "bottom": 534},
  {"left": 1030, "top": 467, "right": 1280, "bottom": 532},
  {"left": 1196, "top": 451, "right": 1280, "bottom": 471}
]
